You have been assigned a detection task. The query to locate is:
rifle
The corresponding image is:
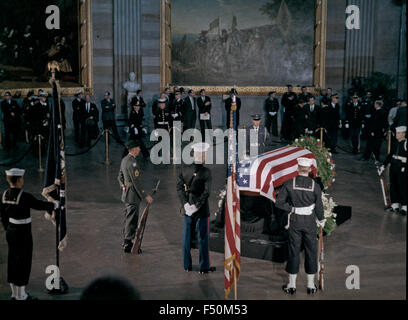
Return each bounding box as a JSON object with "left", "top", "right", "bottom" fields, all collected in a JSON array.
[
  {"left": 373, "top": 155, "right": 391, "bottom": 209},
  {"left": 318, "top": 226, "right": 324, "bottom": 291},
  {"left": 131, "top": 180, "right": 161, "bottom": 254}
]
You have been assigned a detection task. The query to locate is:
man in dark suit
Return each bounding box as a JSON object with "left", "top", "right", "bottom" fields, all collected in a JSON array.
[
  {"left": 72, "top": 90, "right": 85, "bottom": 145},
  {"left": 131, "top": 90, "right": 146, "bottom": 117},
  {"left": 197, "top": 89, "right": 212, "bottom": 138},
  {"left": 361, "top": 100, "right": 388, "bottom": 161},
  {"left": 306, "top": 96, "right": 319, "bottom": 136},
  {"left": 101, "top": 91, "right": 121, "bottom": 142},
  {"left": 1, "top": 92, "right": 21, "bottom": 150},
  {"left": 281, "top": 92, "right": 297, "bottom": 142},
  {"left": 264, "top": 91, "right": 280, "bottom": 136},
  {"left": 82, "top": 95, "right": 99, "bottom": 147},
  {"left": 328, "top": 94, "right": 341, "bottom": 153},
  {"left": 225, "top": 88, "right": 241, "bottom": 130},
  {"left": 182, "top": 89, "right": 197, "bottom": 131},
  {"left": 293, "top": 98, "right": 309, "bottom": 139},
  {"left": 298, "top": 86, "right": 313, "bottom": 103}
]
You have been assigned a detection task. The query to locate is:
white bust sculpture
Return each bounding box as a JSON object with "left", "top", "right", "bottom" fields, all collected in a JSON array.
[{"left": 123, "top": 72, "right": 140, "bottom": 105}]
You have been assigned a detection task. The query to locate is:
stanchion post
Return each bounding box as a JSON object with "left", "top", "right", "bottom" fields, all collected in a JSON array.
[
  {"left": 38, "top": 135, "right": 44, "bottom": 172},
  {"left": 387, "top": 130, "right": 392, "bottom": 154},
  {"left": 0, "top": 120, "right": 2, "bottom": 149},
  {"left": 320, "top": 127, "right": 323, "bottom": 143},
  {"left": 105, "top": 129, "right": 111, "bottom": 165}
]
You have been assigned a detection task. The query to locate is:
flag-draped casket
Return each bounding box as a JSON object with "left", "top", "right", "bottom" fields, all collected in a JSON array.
[{"left": 237, "top": 146, "right": 318, "bottom": 201}]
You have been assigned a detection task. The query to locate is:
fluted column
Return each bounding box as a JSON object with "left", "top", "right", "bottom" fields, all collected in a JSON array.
[{"left": 113, "top": 0, "right": 142, "bottom": 113}]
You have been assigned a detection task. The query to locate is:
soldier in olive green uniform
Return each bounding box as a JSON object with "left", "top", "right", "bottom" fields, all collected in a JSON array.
[{"left": 118, "top": 140, "right": 153, "bottom": 253}]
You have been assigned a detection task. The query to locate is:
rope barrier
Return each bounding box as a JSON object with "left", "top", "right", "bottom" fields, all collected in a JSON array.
[
  {"left": 65, "top": 131, "right": 105, "bottom": 157},
  {"left": 0, "top": 145, "right": 32, "bottom": 167}
]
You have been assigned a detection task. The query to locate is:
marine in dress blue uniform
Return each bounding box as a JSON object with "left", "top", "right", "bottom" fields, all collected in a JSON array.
[{"left": 177, "top": 143, "right": 216, "bottom": 274}]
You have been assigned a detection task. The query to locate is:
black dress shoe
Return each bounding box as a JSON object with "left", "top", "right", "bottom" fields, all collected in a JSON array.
[
  {"left": 184, "top": 268, "right": 192, "bottom": 272},
  {"left": 307, "top": 285, "right": 318, "bottom": 295},
  {"left": 199, "top": 267, "right": 216, "bottom": 274},
  {"left": 282, "top": 285, "right": 296, "bottom": 295},
  {"left": 397, "top": 210, "right": 407, "bottom": 216}
]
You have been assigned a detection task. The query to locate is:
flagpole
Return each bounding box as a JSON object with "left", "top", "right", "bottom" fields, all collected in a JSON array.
[
  {"left": 234, "top": 266, "right": 237, "bottom": 300},
  {"left": 48, "top": 61, "right": 68, "bottom": 294}
]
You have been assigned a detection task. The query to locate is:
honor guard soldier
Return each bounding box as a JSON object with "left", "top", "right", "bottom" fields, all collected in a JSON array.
[
  {"left": 246, "top": 114, "right": 269, "bottom": 156},
  {"left": 128, "top": 100, "right": 149, "bottom": 158},
  {"left": 72, "top": 90, "right": 85, "bottom": 145},
  {"left": 154, "top": 99, "right": 172, "bottom": 131},
  {"left": 1, "top": 91, "right": 21, "bottom": 150},
  {"left": 131, "top": 90, "right": 147, "bottom": 114},
  {"left": 264, "top": 91, "right": 280, "bottom": 136},
  {"left": 118, "top": 140, "right": 153, "bottom": 253},
  {"left": 276, "top": 158, "right": 325, "bottom": 295},
  {"left": 344, "top": 94, "right": 364, "bottom": 154},
  {"left": 380, "top": 126, "right": 407, "bottom": 215},
  {"left": 183, "top": 89, "right": 198, "bottom": 131},
  {"left": 0, "top": 168, "right": 56, "bottom": 300},
  {"left": 170, "top": 91, "right": 184, "bottom": 123},
  {"left": 177, "top": 143, "right": 216, "bottom": 274}
]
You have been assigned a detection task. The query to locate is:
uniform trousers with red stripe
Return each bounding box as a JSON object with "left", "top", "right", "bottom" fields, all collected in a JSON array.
[{"left": 183, "top": 215, "right": 210, "bottom": 271}]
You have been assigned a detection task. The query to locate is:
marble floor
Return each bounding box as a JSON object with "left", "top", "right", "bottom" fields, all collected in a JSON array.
[{"left": 0, "top": 134, "right": 406, "bottom": 300}]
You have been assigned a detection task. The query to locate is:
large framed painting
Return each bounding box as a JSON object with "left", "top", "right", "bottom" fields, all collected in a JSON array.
[
  {"left": 161, "top": 0, "right": 327, "bottom": 95},
  {"left": 0, "top": 0, "right": 93, "bottom": 97}
]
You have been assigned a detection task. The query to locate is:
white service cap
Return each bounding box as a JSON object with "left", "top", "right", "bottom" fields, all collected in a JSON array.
[
  {"left": 192, "top": 142, "right": 210, "bottom": 153},
  {"left": 5, "top": 168, "right": 25, "bottom": 177},
  {"left": 75, "top": 89, "right": 83, "bottom": 95},
  {"left": 297, "top": 157, "right": 313, "bottom": 167},
  {"left": 395, "top": 126, "right": 407, "bottom": 133}
]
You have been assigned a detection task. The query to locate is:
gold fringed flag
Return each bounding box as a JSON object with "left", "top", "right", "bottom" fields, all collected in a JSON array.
[{"left": 224, "top": 97, "right": 241, "bottom": 300}]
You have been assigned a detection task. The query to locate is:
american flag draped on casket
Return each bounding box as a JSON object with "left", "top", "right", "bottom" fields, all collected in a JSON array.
[{"left": 237, "top": 146, "right": 318, "bottom": 201}]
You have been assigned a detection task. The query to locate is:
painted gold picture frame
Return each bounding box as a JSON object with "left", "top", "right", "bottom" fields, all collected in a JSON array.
[
  {"left": 160, "top": 0, "right": 327, "bottom": 95},
  {"left": 0, "top": 0, "right": 93, "bottom": 97}
]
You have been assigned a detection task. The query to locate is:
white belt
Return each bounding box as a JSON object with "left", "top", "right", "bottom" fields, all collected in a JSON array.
[
  {"left": 250, "top": 143, "right": 260, "bottom": 147},
  {"left": 293, "top": 204, "right": 315, "bottom": 215},
  {"left": 9, "top": 218, "right": 32, "bottom": 225},
  {"left": 157, "top": 122, "right": 169, "bottom": 125},
  {"left": 393, "top": 155, "right": 407, "bottom": 163}
]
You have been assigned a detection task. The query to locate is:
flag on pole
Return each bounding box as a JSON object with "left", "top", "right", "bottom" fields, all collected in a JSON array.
[
  {"left": 209, "top": 17, "right": 220, "bottom": 31},
  {"left": 224, "top": 98, "right": 241, "bottom": 300},
  {"left": 42, "top": 81, "right": 67, "bottom": 251}
]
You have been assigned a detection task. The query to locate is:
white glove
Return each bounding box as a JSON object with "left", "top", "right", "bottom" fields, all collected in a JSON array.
[
  {"left": 172, "top": 113, "right": 178, "bottom": 119},
  {"left": 54, "top": 201, "right": 60, "bottom": 210},
  {"left": 142, "top": 128, "right": 147, "bottom": 134},
  {"left": 362, "top": 124, "right": 365, "bottom": 129},
  {"left": 378, "top": 165, "right": 385, "bottom": 176},
  {"left": 269, "top": 112, "right": 277, "bottom": 116},
  {"left": 134, "top": 128, "right": 139, "bottom": 135},
  {"left": 184, "top": 203, "right": 199, "bottom": 216},
  {"left": 154, "top": 130, "right": 159, "bottom": 138},
  {"left": 317, "top": 219, "right": 326, "bottom": 228},
  {"left": 345, "top": 123, "right": 349, "bottom": 129},
  {"left": 338, "top": 121, "right": 342, "bottom": 129}
]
